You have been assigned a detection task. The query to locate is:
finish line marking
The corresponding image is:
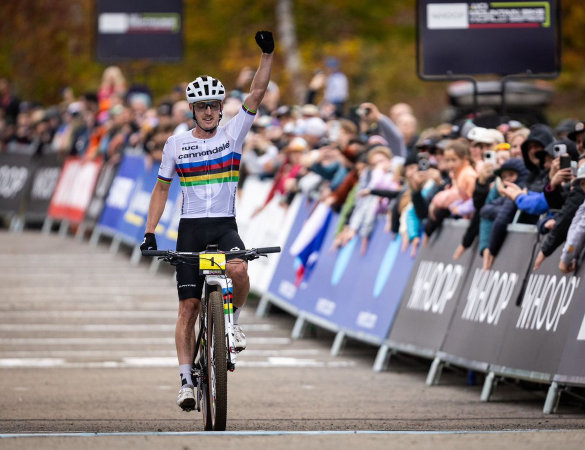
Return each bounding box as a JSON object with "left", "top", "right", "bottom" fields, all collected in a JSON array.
[{"left": 0, "top": 430, "right": 577, "bottom": 438}]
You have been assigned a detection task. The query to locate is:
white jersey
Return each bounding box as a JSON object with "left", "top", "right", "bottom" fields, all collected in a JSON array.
[{"left": 158, "top": 106, "right": 256, "bottom": 218}]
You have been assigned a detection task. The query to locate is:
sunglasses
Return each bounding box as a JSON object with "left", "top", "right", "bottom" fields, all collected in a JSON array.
[{"left": 194, "top": 101, "right": 221, "bottom": 112}]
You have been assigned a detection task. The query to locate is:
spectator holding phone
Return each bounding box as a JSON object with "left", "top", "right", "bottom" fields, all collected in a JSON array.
[
  {"left": 533, "top": 157, "right": 585, "bottom": 270},
  {"left": 479, "top": 158, "right": 529, "bottom": 270}
]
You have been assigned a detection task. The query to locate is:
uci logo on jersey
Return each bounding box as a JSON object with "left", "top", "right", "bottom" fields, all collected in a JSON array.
[{"left": 181, "top": 144, "right": 199, "bottom": 151}]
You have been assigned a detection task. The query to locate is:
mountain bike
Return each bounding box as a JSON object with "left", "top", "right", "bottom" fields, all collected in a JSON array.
[{"left": 142, "top": 245, "right": 281, "bottom": 431}]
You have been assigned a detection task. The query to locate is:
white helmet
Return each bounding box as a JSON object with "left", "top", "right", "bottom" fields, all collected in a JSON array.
[{"left": 185, "top": 76, "right": 226, "bottom": 104}]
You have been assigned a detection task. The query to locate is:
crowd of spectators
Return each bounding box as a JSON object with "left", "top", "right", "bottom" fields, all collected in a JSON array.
[{"left": 1, "top": 62, "right": 584, "bottom": 275}]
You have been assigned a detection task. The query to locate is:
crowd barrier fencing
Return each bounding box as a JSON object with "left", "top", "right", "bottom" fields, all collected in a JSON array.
[
  {"left": 2, "top": 148, "right": 584, "bottom": 413},
  {"left": 0, "top": 153, "right": 62, "bottom": 232},
  {"left": 373, "top": 221, "right": 585, "bottom": 414},
  {"left": 258, "top": 199, "right": 584, "bottom": 412},
  {"left": 257, "top": 196, "right": 419, "bottom": 354}
]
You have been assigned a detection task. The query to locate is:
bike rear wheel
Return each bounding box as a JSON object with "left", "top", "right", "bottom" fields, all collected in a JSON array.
[{"left": 207, "top": 288, "right": 227, "bottom": 430}]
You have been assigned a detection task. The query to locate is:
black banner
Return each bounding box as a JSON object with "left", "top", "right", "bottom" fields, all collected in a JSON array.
[
  {"left": 554, "top": 259, "right": 585, "bottom": 385},
  {"left": 417, "top": 0, "right": 560, "bottom": 77},
  {"left": 491, "top": 242, "right": 584, "bottom": 377},
  {"left": 387, "top": 222, "right": 474, "bottom": 353},
  {"left": 96, "top": 0, "right": 183, "bottom": 61},
  {"left": 439, "top": 230, "right": 535, "bottom": 371},
  {"left": 24, "top": 154, "right": 62, "bottom": 218},
  {"left": 0, "top": 153, "right": 34, "bottom": 215}
]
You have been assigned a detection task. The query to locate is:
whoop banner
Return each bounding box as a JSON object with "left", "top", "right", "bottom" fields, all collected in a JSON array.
[
  {"left": 554, "top": 258, "right": 585, "bottom": 385},
  {"left": 0, "top": 153, "right": 34, "bottom": 215},
  {"left": 439, "top": 230, "right": 535, "bottom": 371},
  {"left": 24, "top": 154, "right": 62, "bottom": 220},
  {"left": 387, "top": 222, "right": 474, "bottom": 354},
  {"left": 490, "top": 241, "right": 584, "bottom": 378}
]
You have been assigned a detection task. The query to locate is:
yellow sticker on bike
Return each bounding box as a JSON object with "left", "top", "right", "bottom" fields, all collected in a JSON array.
[{"left": 199, "top": 252, "right": 226, "bottom": 275}]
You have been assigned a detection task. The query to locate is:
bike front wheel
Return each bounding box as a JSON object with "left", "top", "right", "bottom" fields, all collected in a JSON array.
[{"left": 207, "top": 288, "right": 227, "bottom": 430}]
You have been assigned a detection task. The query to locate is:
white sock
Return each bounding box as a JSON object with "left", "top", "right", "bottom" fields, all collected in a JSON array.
[
  {"left": 233, "top": 306, "right": 241, "bottom": 325},
  {"left": 179, "top": 364, "right": 194, "bottom": 387}
]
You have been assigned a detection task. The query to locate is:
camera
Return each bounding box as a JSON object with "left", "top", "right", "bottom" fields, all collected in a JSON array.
[
  {"left": 483, "top": 150, "right": 496, "bottom": 163},
  {"left": 553, "top": 143, "right": 567, "bottom": 158},
  {"left": 417, "top": 152, "right": 431, "bottom": 171},
  {"left": 356, "top": 107, "right": 371, "bottom": 118}
]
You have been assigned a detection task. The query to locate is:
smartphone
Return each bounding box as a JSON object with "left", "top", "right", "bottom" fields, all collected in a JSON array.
[
  {"left": 553, "top": 143, "right": 567, "bottom": 158},
  {"left": 560, "top": 154, "right": 571, "bottom": 170},
  {"left": 483, "top": 150, "right": 496, "bottom": 163}
]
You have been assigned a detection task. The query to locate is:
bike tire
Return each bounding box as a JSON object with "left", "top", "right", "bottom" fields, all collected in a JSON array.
[
  {"left": 207, "top": 288, "right": 228, "bottom": 430},
  {"left": 198, "top": 314, "right": 213, "bottom": 431}
]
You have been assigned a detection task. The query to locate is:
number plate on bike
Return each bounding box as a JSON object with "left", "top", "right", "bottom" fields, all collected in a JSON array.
[{"left": 199, "top": 252, "right": 226, "bottom": 275}]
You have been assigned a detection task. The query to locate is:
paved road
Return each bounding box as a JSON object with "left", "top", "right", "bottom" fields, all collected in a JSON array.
[{"left": 0, "top": 230, "right": 584, "bottom": 449}]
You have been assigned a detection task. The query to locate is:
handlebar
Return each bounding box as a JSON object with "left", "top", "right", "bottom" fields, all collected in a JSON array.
[{"left": 141, "top": 246, "right": 281, "bottom": 262}]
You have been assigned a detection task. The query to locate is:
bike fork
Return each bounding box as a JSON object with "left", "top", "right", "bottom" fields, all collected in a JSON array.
[{"left": 223, "top": 285, "right": 237, "bottom": 371}]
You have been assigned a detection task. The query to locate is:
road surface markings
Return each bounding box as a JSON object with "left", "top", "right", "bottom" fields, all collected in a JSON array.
[
  {"left": 0, "top": 323, "right": 274, "bottom": 332},
  {"left": 0, "top": 337, "right": 292, "bottom": 345},
  {"left": 0, "top": 430, "right": 578, "bottom": 438},
  {"left": 0, "top": 357, "right": 355, "bottom": 369}
]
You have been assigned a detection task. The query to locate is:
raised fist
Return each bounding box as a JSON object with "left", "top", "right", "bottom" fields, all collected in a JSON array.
[{"left": 255, "top": 31, "right": 274, "bottom": 54}]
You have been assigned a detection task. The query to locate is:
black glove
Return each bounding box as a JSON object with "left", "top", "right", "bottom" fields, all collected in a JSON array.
[
  {"left": 255, "top": 31, "right": 274, "bottom": 54},
  {"left": 140, "top": 233, "right": 157, "bottom": 251}
]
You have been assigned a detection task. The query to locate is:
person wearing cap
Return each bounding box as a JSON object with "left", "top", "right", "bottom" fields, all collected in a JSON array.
[
  {"left": 466, "top": 127, "right": 504, "bottom": 168},
  {"left": 532, "top": 158, "right": 585, "bottom": 271},
  {"left": 302, "top": 116, "right": 328, "bottom": 149},
  {"left": 568, "top": 120, "right": 584, "bottom": 156},
  {"left": 555, "top": 118, "right": 579, "bottom": 140}
]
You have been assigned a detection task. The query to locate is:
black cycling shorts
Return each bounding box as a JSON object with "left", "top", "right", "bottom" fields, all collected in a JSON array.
[{"left": 175, "top": 217, "right": 245, "bottom": 300}]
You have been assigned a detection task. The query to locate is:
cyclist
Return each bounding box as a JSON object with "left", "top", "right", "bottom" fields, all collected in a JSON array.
[{"left": 140, "top": 31, "right": 275, "bottom": 410}]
